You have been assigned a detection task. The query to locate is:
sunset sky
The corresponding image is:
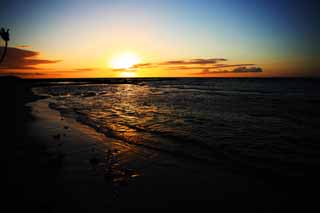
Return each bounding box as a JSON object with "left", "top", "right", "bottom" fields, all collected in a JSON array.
[{"left": 0, "top": 0, "right": 319, "bottom": 78}]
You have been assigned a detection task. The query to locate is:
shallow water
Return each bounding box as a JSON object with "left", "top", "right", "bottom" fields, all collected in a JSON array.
[{"left": 34, "top": 78, "right": 320, "bottom": 175}]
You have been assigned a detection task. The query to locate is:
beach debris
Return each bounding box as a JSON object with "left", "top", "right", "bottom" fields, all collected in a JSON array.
[
  {"left": 48, "top": 152, "right": 65, "bottom": 168},
  {"left": 89, "top": 156, "right": 100, "bottom": 166},
  {"left": 107, "top": 167, "right": 140, "bottom": 186},
  {"left": 104, "top": 172, "right": 113, "bottom": 182},
  {"left": 82, "top": 92, "right": 96, "bottom": 97},
  {"left": 53, "top": 134, "right": 61, "bottom": 140},
  {"left": 89, "top": 148, "right": 140, "bottom": 189},
  {"left": 112, "top": 148, "right": 120, "bottom": 154},
  {"left": 124, "top": 168, "right": 140, "bottom": 178}
]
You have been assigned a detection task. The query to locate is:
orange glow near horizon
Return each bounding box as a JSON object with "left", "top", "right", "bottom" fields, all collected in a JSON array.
[
  {"left": 120, "top": 71, "right": 136, "bottom": 77},
  {"left": 1, "top": 46, "right": 317, "bottom": 78}
]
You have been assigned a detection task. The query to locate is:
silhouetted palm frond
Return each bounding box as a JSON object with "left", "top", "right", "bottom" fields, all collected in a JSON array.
[{"left": 0, "top": 28, "right": 10, "bottom": 64}]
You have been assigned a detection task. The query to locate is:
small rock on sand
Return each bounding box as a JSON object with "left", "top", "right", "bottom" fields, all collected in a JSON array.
[
  {"left": 89, "top": 156, "right": 100, "bottom": 166},
  {"left": 53, "top": 134, "right": 61, "bottom": 140}
]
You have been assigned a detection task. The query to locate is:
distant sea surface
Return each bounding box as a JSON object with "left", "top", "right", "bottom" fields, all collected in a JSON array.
[{"left": 34, "top": 78, "right": 320, "bottom": 175}]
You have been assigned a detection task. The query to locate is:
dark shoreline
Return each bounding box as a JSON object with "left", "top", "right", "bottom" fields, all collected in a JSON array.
[
  {"left": 2, "top": 76, "right": 61, "bottom": 212},
  {"left": 3, "top": 76, "right": 117, "bottom": 212},
  {"left": 3, "top": 76, "right": 320, "bottom": 212},
  {"left": 26, "top": 76, "right": 320, "bottom": 86}
]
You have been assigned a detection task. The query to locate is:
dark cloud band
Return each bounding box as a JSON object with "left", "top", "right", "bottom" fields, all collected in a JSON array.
[
  {"left": 132, "top": 58, "right": 263, "bottom": 74},
  {"left": 0, "top": 47, "right": 61, "bottom": 70}
]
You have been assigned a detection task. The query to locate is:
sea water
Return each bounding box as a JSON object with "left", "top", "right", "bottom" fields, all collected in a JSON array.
[{"left": 34, "top": 78, "right": 320, "bottom": 175}]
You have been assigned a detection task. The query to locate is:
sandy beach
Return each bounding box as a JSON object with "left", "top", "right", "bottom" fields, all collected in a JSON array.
[
  {"left": 3, "top": 77, "right": 319, "bottom": 212},
  {"left": 27, "top": 96, "right": 285, "bottom": 211}
]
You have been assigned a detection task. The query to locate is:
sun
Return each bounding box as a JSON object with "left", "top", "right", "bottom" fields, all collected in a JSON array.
[{"left": 110, "top": 52, "right": 140, "bottom": 69}]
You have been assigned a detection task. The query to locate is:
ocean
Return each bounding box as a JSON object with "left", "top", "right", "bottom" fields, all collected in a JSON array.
[{"left": 33, "top": 78, "right": 320, "bottom": 176}]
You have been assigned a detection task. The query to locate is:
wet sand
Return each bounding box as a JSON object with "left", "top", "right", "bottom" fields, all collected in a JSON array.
[
  {"left": 3, "top": 77, "right": 319, "bottom": 212},
  {"left": 25, "top": 96, "right": 288, "bottom": 211},
  {"left": 27, "top": 98, "right": 115, "bottom": 212}
]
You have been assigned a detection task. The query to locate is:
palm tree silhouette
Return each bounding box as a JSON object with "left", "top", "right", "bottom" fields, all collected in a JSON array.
[{"left": 0, "top": 28, "right": 10, "bottom": 64}]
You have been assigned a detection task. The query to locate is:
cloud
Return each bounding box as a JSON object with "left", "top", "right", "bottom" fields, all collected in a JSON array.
[
  {"left": 73, "top": 68, "right": 96, "bottom": 71},
  {"left": 194, "top": 66, "right": 263, "bottom": 75},
  {"left": 162, "top": 63, "right": 263, "bottom": 74},
  {"left": 41, "top": 68, "right": 100, "bottom": 74},
  {"left": 111, "top": 68, "right": 130, "bottom": 72},
  {"left": 0, "top": 47, "right": 61, "bottom": 70},
  {"left": 15, "top": 45, "right": 31, "bottom": 48},
  {"left": 196, "top": 68, "right": 232, "bottom": 74},
  {"left": 212, "top": 64, "right": 256, "bottom": 68},
  {"left": 111, "top": 67, "right": 137, "bottom": 72},
  {"left": 132, "top": 58, "right": 228, "bottom": 70},
  {"left": 232, "top": 66, "right": 263, "bottom": 73},
  {"left": 0, "top": 71, "right": 46, "bottom": 76},
  {"left": 131, "top": 57, "right": 262, "bottom": 75},
  {"left": 132, "top": 63, "right": 154, "bottom": 68},
  {"left": 166, "top": 66, "right": 204, "bottom": 70},
  {"left": 160, "top": 58, "right": 227, "bottom": 65},
  {"left": 164, "top": 64, "right": 258, "bottom": 70}
]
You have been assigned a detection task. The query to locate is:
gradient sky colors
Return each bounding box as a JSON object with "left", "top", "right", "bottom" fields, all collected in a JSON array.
[{"left": 0, "top": 0, "right": 319, "bottom": 78}]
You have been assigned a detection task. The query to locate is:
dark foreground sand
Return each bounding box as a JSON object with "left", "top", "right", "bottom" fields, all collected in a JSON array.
[{"left": 3, "top": 77, "right": 320, "bottom": 212}]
